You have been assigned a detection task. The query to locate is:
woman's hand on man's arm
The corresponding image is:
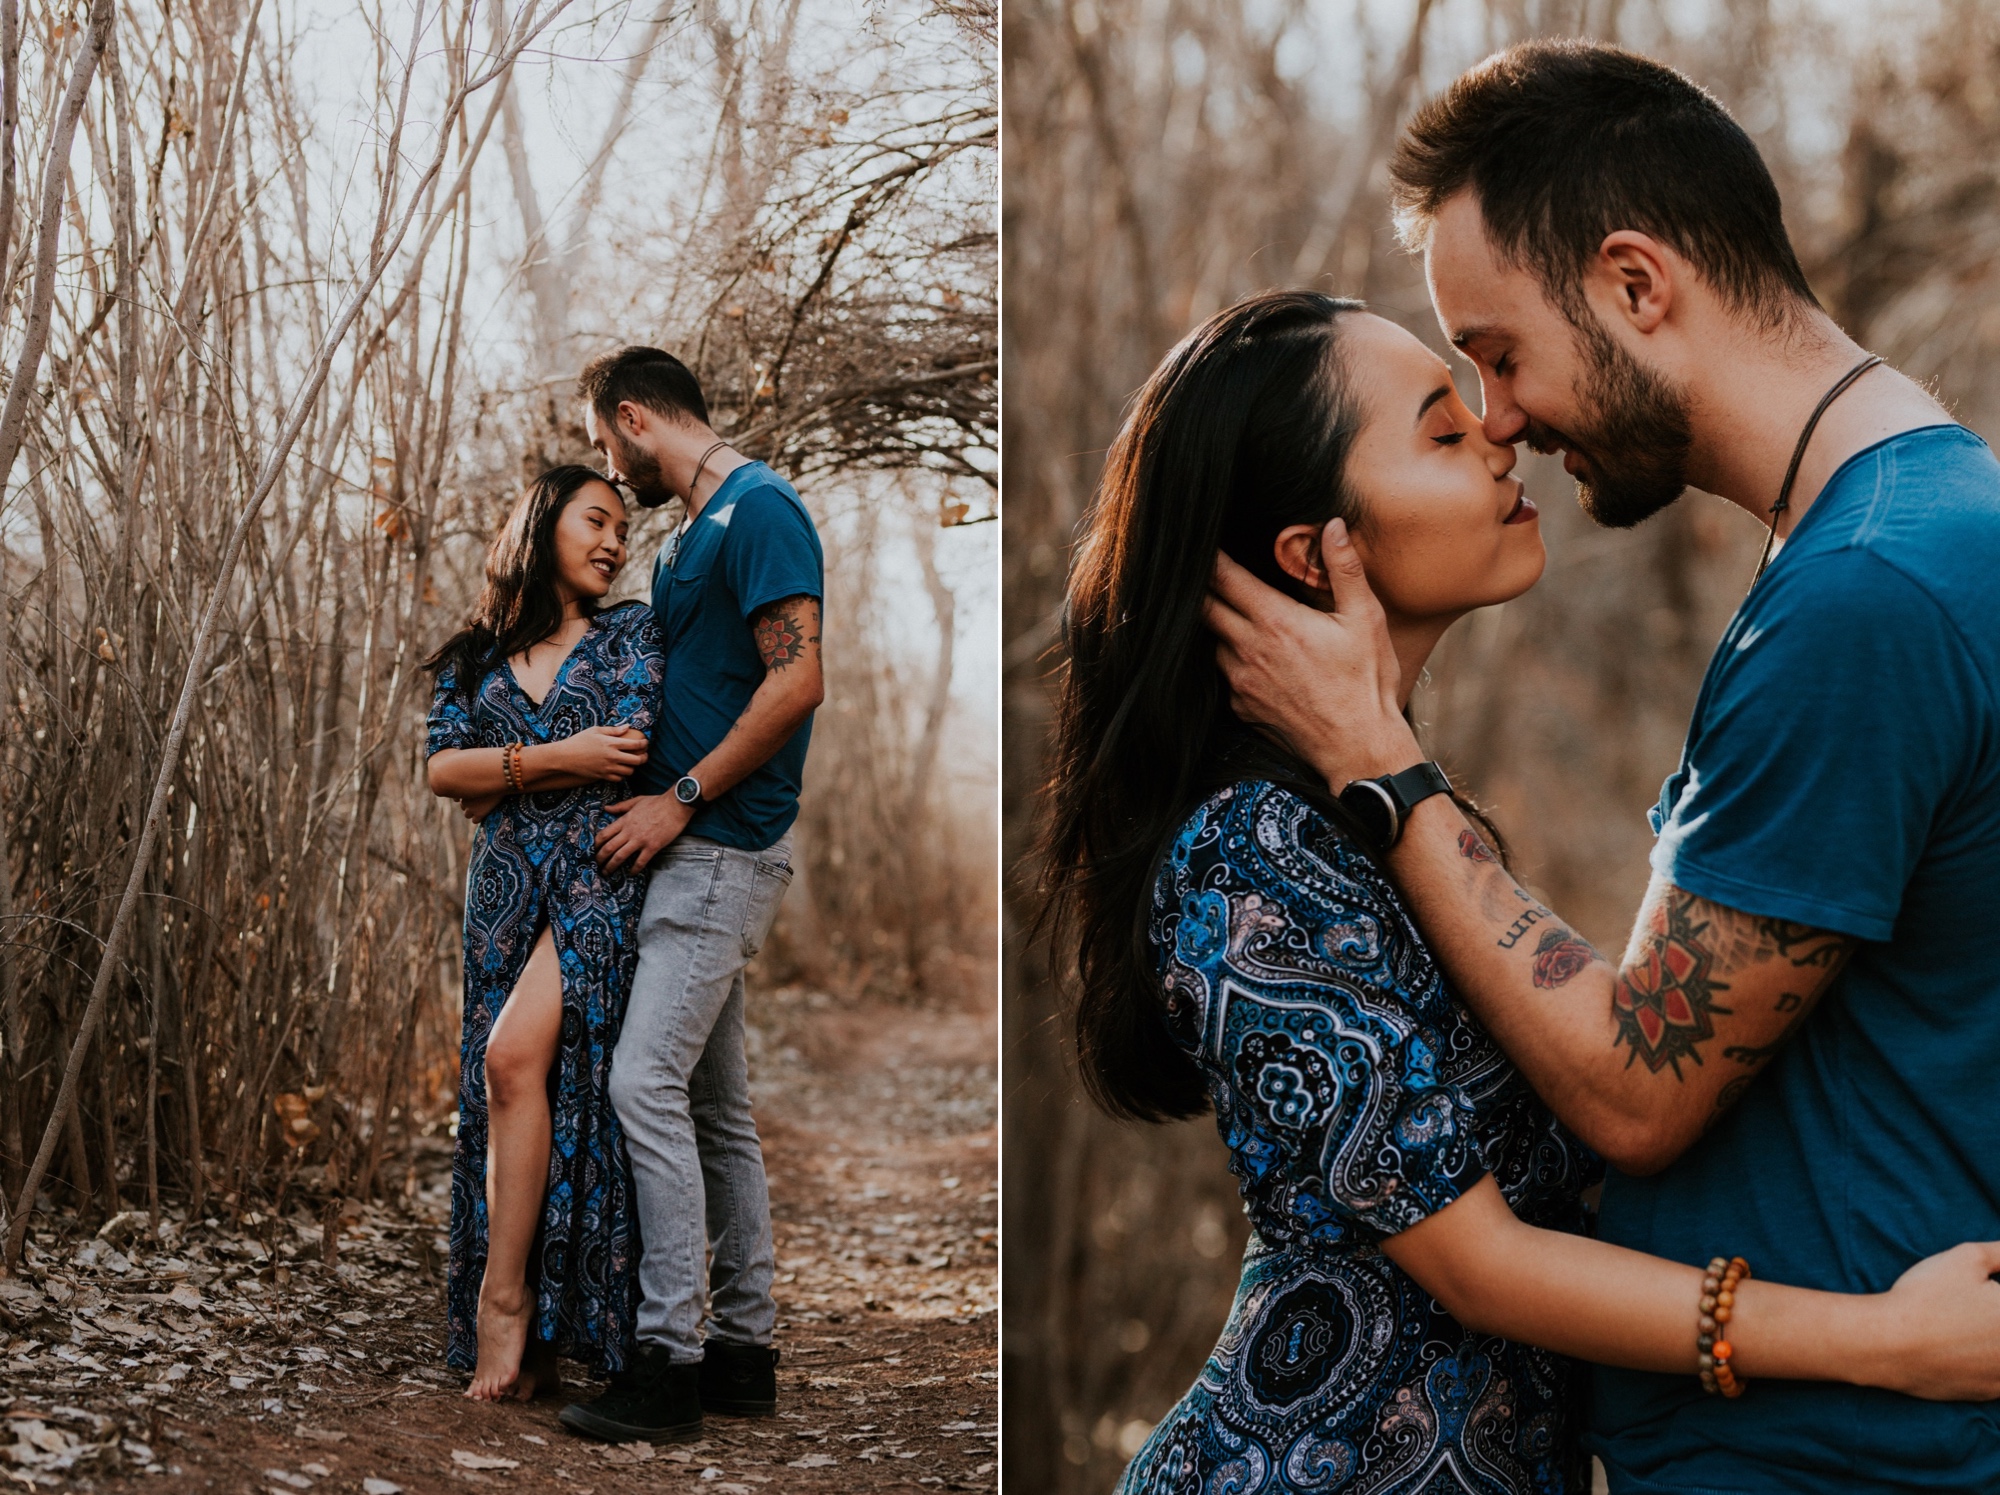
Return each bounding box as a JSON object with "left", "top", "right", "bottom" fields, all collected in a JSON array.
[
  {"left": 542, "top": 724, "right": 649, "bottom": 785},
  {"left": 1383, "top": 1174, "right": 2000, "bottom": 1400},
  {"left": 425, "top": 726, "right": 650, "bottom": 811}
]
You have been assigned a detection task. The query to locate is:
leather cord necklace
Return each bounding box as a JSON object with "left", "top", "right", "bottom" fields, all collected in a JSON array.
[
  {"left": 664, "top": 439, "right": 734, "bottom": 574},
  {"left": 688, "top": 439, "right": 731, "bottom": 505},
  {"left": 1752, "top": 353, "right": 1882, "bottom": 584}
]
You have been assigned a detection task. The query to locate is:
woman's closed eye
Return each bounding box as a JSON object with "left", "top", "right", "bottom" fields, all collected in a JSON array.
[{"left": 1433, "top": 430, "right": 1466, "bottom": 447}]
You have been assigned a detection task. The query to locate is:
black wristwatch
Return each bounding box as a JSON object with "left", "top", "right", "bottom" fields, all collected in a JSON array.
[
  {"left": 673, "top": 774, "right": 703, "bottom": 806},
  {"left": 1336, "top": 761, "right": 1452, "bottom": 856}
]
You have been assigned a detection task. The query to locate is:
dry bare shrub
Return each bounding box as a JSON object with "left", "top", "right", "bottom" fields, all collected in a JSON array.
[{"left": 0, "top": 0, "right": 993, "bottom": 1266}]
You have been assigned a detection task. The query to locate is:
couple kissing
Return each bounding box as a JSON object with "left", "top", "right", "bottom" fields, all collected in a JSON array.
[{"left": 1045, "top": 39, "right": 2000, "bottom": 1495}]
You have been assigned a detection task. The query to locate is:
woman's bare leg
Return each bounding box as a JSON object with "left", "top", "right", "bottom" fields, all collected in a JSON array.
[{"left": 467, "top": 924, "right": 562, "bottom": 1402}]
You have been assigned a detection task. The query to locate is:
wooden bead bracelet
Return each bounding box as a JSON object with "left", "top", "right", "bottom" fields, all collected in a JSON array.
[
  {"left": 1697, "top": 1254, "right": 1750, "bottom": 1397},
  {"left": 501, "top": 740, "right": 525, "bottom": 793}
]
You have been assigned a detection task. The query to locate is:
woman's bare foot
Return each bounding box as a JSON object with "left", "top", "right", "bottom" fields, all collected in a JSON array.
[{"left": 466, "top": 1287, "right": 531, "bottom": 1401}]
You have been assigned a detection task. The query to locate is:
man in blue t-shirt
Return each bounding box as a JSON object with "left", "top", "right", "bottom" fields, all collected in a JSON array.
[
  {"left": 557, "top": 347, "right": 823, "bottom": 1446},
  {"left": 1204, "top": 41, "right": 2000, "bottom": 1494}
]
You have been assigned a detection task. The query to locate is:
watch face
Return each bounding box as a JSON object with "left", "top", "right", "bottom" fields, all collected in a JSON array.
[
  {"left": 1338, "top": 780, "right": 1396, "bottom": 852},
  {"left": 675, "top": 776, "right": 700, "bottom": 805}
]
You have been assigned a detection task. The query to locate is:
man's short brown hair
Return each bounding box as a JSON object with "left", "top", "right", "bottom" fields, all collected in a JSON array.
[
  {"left": 1389, "top": 40, "right": 1817, "bottom": 326},
  {"left": 576, "top": 346, "right": 711, "bottom": 428}
]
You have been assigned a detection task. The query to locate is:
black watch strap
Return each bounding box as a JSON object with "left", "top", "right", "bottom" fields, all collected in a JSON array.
[{"left": 1341, "top": 761, "right": 1452, "bottom": 853}]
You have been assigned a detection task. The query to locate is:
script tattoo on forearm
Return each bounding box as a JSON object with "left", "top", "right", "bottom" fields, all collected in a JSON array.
[
  {"left": 1611, "top": 890, "right": 1734, "bottom": 1078},
  {"left": 1496, "top": 905, "right": 1552, "bottom": 950},
  {"left": 752, "top": 595, "right": 820, "bottom": 672},
  {"left": 1466, "top": 833, "right": 1599, "bottom": 982}
]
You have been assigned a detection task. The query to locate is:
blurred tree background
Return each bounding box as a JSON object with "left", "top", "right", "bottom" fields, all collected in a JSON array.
[{"left": 1001, "top": 0, "right": 2000, "bottom": 1487}]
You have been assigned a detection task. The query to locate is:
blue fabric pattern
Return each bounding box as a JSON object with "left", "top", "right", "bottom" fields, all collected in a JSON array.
[
  {"left": 1120, "top": 781, "right": 1600, "bottom": 1495},
  {"left": 425, "top": 600, "right": 665, "bottom": 1374}
]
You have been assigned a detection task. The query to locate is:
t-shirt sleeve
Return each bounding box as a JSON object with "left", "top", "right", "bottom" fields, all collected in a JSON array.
[
  {"left": 425, "top": 660, "right": 478, "bottom": 756},
  {"left": 1162, "top": 787, "right": 1486, "bottom": 1239},
  {"left": 1651, "top": 549, "right": 1983, "bottom": 943},
  {"left": 722, "top": 484, "right": 823, "bottom": 621}
]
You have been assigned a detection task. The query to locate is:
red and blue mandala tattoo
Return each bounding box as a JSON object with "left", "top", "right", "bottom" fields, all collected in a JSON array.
[{"left": 752, "top": 594, "right": 819, "bottom": 671}]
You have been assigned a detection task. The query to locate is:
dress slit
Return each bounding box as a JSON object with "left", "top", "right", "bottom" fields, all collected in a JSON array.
[{"left": 430, "top": 600, "right": 663, "bottom": 1376}]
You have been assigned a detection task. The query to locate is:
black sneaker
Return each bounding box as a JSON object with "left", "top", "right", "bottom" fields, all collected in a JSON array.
[
  {"left": 700, "top": 1340, "right": 779, "bottom": 1416},
  {"left": 559, "top": 1344, "right": 702, "bottom": 1443}
]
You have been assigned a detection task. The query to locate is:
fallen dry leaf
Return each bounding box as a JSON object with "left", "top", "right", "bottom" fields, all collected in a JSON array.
[
  {"left": 597, "top": 1441, "right": 655, "bottom": 1466},
  {"left": 451, "top": 1449, "right": 520, "bottom": 1470}
]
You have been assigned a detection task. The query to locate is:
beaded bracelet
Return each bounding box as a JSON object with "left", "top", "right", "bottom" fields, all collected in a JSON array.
[
  {"left": 1697, "top": 1255, "right": 1751, "bottom": 1397},
  {"left": 502, "top": 741, "right": 523, "bottom": 793}
]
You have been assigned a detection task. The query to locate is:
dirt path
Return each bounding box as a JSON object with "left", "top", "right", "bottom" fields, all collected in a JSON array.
[{"left": 0, "top": 986, "right": 997, "bottom": 1493}]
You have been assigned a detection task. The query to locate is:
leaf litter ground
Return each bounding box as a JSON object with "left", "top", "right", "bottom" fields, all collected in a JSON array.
[{"left": 0, "top": 986, "right": 997, "bottom": 1493}]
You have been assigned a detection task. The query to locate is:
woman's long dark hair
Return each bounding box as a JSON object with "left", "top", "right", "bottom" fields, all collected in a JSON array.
[
  {"left": 424, "top": 464, "right": 616, "bottom": 688},
  {"left": 1040, "top": 291, "right": 1374, "bottom": 1122}
]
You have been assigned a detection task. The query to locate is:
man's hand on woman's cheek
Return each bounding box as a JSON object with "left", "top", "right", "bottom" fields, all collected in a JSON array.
[{"left": 1204, "top": 519, "right": 1420, "bottom": 787}]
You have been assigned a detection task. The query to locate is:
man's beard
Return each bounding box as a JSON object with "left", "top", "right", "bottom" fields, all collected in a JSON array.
[
  {"left": 613, "top": 432, "right": 676, "bottom": 509},
  {"left": 1523, "top": 318, "right": 1693, "bottom": 529}
]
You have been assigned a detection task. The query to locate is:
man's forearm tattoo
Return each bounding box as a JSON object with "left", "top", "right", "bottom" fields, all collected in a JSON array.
[
  {"left": 1529, "top": 925, "right": 1598, "bottom": 989},
  {"left": 1612, "top": 890, "right": 1734, "bottom": 1078},
  {"left": 1712, "top": 1074, "right": 1752, "bottom": 1118},
  {"left": 1458, "top": 829, "right": 1498, "bottom": 863},
  {"left": 1722, "top": 991, "right": 1812, "bottom": 1067},
  {"left": 1711, "top": 992, "right": 1822, "bottom": 1124},
  {"left": 1754, "top": 917, "right": 1846, "bottom": 968},
  {"left": 1719, "top": 928, "right": 1850, "bottom": 1076},
  {"left": 1496, "top": 905, "right": 1552, "bottom": 950},
  {"left": 752, "top": 595, "right": 820, "bottom": 671}
]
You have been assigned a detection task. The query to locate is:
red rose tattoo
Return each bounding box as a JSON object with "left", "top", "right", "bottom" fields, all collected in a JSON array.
[
  {"left": 1530, "top": 925, "right": 1596, "bottom": 989},
  {"left": 1457, "top": 829, "right": 1498, "bottom": 863}
]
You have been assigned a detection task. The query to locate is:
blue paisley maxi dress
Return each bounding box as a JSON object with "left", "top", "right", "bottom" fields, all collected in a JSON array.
[
  {"left": 1119, "top": 780, "right": 1602, "bottom": 1495},
  {"left": 425, "top": 600, "right": 666, "bottom": 1374}
]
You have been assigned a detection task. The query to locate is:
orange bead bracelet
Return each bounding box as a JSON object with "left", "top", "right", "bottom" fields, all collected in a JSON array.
[{"left": 1696, "top": 1255, "right": 1750, "bottom": 1397}]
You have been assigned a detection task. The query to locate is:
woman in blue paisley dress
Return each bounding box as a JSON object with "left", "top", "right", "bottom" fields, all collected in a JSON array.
[
  {"left": 1040, "top": 292, "right": 2000, "bottom": 1494},
  {"left": 424, "top": 465, "right": 664, "bottom": 1402}
]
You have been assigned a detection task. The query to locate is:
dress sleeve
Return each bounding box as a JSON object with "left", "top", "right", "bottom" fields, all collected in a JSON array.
[
  {"left": 610, "top": 606, "right": 667, "bottom": 740},
  {"left": 426, "top": 660, "right": 479, "bottom": 757},
  {"left": 1159, "top": 784, "right": 1487, "bottom": 1240}
]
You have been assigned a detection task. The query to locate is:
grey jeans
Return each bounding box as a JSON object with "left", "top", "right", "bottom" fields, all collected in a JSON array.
[{"left": 609, "top": 830, "right": 794, "bottom": 1363}]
